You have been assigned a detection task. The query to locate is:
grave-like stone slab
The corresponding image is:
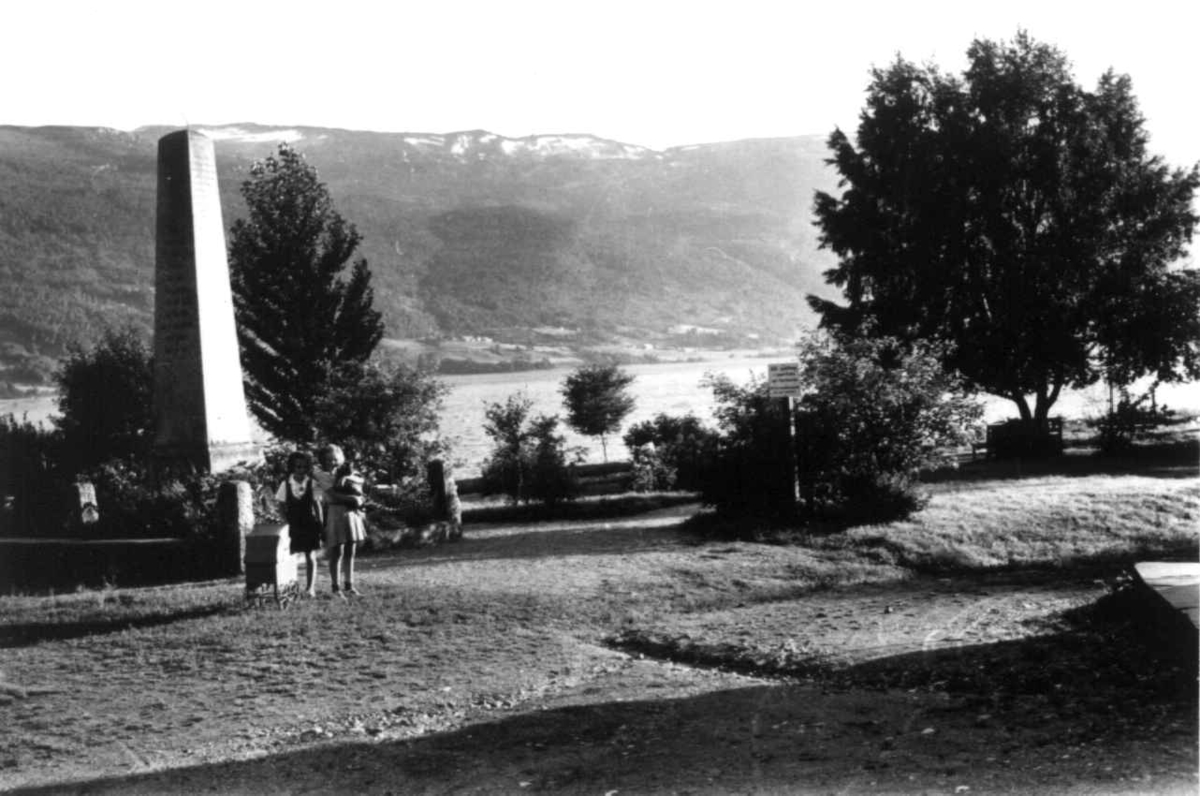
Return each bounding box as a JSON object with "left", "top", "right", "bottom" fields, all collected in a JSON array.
[{"left": 1133, "top": 561, "right": 1200, "bottom": 630}]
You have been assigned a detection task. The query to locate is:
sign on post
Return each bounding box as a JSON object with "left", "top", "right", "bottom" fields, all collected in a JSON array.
[{"left": 767, "top": 362, "right": 801, "bottom": 399}]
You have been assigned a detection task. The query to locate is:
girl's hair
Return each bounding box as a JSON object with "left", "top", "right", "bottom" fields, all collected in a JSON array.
[
  {"left": 286, "top": 451, "right": 313, "bottom": 471},
  {"left": 319, "top": 444, "right": 345, "bottom": 467}
]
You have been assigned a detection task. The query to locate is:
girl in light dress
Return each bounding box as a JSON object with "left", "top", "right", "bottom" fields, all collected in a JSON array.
[{"left": 314, "top": 444, "right": 367, "bottom": 597}]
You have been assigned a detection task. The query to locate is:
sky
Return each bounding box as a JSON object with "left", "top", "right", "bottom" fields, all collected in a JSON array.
[{"left": 3, "top": 0, "right": 1198, "bottom": 167}]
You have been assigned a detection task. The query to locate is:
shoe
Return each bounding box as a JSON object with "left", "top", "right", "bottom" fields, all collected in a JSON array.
[
  {"left": 304, "top": 588, "right": 316, "bottom": 598},
  {"left": 345, "top": 587, "right": 361, "bottom": 597}
]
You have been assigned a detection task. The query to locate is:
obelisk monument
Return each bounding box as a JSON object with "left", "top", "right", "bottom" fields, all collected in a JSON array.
[{"left": 153, "top": 129, "right": 259, "bottom": 473}]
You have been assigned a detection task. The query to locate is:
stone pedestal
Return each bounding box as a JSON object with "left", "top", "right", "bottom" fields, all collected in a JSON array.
[
  {"left": 152, "top": 129, "right": 260, "bottom": 473},
  {"left": 68, "top": 482, "right": 100, "bottom": 531},
  {"left": 427, "top": 459, "right": 462, "bottom": 526}
]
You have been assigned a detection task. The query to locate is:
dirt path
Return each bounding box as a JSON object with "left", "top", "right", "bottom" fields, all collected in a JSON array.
[{"left": 2, "top": 508, "right": 1196, "bottom": 794}]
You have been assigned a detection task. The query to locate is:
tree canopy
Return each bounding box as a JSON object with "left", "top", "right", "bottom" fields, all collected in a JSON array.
[
  {"left": 560, "top": 363, "right": 636, "bottom": 461},
  {"left": 811, "top": 32, "right": 1200, "bottom": 425},
  {"left": 228, "top": 143, "right": 384, "bottom": 443},
  {"left": 55, "top": 326, "right": 154, "bottom": 470}
]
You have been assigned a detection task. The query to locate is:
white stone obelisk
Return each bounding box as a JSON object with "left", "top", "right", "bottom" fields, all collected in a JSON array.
[{"left": 152, "top": 129, "right": 259, "bottom": 473}]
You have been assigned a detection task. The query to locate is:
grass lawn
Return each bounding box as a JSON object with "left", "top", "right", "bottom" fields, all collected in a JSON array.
[{"left": 0, "top": 426, "right": 1196, "bottom": 794}]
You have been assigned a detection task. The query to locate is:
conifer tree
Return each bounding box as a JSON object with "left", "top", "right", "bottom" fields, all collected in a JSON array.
[{"left": 228, "top": 144, "right": 384, "bottom": 443}]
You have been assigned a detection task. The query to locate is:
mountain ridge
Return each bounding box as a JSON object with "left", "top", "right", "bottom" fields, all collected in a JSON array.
[{"left": 0, "top": 123, "right": 840, "bottom": 381}]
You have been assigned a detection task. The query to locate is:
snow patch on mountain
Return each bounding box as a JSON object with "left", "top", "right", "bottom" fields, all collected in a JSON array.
[{"left": 197, "top": 126, "right": 304, "bottom": 143}]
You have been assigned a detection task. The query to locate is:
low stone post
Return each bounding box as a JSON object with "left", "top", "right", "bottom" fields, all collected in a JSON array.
[
  {"left": 216, "top": 480, "right": 254, "bottom": 576},
  {"left": 427, "top": 460, "right": 462, "bottom": 537},
  {"left": 68, "top": 482, "right": 100, "bottom": 532}
]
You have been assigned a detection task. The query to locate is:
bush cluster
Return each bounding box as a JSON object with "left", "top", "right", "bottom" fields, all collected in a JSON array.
[
  {"left": 479, "top": 393, "right": 584, "bottom": 505},
  {"left": 1088, "top": 390, "right": 1176, "bottom": 454},
  {"left": 648, "top": 334, "right": 981, "bottom": 529},
  {"left": 622, "top": 414, "right": 716, "bottom": 492}
]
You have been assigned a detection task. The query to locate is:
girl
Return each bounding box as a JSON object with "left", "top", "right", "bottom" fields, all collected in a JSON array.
[
  {"left": 274, "top": 450, "right": 324, "bottom": 597},
  {"left": 315, "top": 444, "right": 367, "bottom": 597}
]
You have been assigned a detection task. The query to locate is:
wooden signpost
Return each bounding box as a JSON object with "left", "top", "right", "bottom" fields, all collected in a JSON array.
[{"left": 767, "top": 363, "right": 802, "bottom": 508}]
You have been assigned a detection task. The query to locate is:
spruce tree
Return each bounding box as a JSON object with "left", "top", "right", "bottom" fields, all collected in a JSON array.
[{"left": 228, "top": 144, "right": 384, "bottom": 443}]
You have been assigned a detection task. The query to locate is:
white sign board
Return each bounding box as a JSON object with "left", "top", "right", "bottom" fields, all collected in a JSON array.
[{"left": 767, "top": 362, "right": 801, "bottom": 399}]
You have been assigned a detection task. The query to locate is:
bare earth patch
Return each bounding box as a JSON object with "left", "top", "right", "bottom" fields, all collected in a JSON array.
[{"left": 1, "top": 497, "right": 1196, "bottom": 795}]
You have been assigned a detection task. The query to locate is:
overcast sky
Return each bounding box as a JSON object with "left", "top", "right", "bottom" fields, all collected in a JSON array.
[{"left": 4, "top": 0, "right": 1197, "bottom": 166}]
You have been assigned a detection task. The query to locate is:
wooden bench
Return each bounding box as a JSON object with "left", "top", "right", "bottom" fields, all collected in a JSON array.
[{"left": 980, "top": 417, "right": 1064, "bottom": 459}]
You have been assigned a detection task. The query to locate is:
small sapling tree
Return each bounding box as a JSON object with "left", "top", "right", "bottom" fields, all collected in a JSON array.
[{"left": 560, "top": 364, "right": 635, "bottom": 462}]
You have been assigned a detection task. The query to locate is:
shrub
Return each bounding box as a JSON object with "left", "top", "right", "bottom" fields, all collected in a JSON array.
[
  {"left": 367, "top": 478, "right": 439, "bottom": 532},
  {"left": 310, "top": 359, "right": 449, "bottom": 484},
  {"left": 81, "top": 458, "right": 225, "bottom": 542},
  {"left": 0, "top": 414, "right": 65, "bottom": 536},
  {"left": 526, "top": 415, "right": 581, "bottom": 505},
  {"left": 794, "top": 333, "right": 981, "bottom": 522},
  {"left": 627, "top": 444, "right": 677, "bottom": 492},
  {"left": 697, "top": 334, "right": 980, "bottom": 526},
  {"left": 696, "top": 373, "right": 797, "bottom": 518},
  {"left": 55, "top": 327, "right": 154, "bottom": 472},
  {"left": 622, "top": 413, "right": 717, "bottom": 491},
  {"left": 1088, "top": 389, "right": 1175, "bottom": 454},
  {"left": 479, "top": 393, "right": 581, "bottom": 505}
]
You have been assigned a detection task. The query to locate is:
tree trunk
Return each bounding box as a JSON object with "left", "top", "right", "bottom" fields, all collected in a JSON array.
[
  {"left": 1009, "top": 392, "right": 1032, "bottom": 423},
  {"left": 1033, "top": 378, "right": 1063, "bottom": 430}
]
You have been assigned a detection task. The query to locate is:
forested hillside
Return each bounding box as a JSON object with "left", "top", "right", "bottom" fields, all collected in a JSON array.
[{"left": 0, "top": 124, "right": 839, "bottom": 382}]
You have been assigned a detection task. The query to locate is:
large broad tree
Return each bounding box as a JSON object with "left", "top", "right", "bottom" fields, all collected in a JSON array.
[
  {"left": 228, "top": 144, "right": 384, "bottom": 443},
  {"left": 811, "top": 32, "right": 1200, "bottom": 427}
]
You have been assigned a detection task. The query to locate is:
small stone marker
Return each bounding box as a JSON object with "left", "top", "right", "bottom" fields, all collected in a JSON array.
[
  {"left": 70, "top": 482, "right": 99, "bottom": 530},
  {"left": 152, "top": 129, "right": 259, "bottom": 473},
  {"left": 427, "top": 459, "right": 463, "bottom": 526},
  {"left": 216, "top": 480, "right": 254, "bottom": 576}
]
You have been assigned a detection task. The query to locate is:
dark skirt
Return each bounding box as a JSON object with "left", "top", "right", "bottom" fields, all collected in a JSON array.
[
  {"left": 288, "top": 516, "right": 324, "bottom": 554},
  {"left": 284, "top": 485, "right": 325, "bottom": 554}
]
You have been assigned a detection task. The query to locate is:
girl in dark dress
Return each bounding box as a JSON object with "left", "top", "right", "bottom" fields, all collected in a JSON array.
[{"left": 274, "top": 451, "right": 324, "bottom": 597}]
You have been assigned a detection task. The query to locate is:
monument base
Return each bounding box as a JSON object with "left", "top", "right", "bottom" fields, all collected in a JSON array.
[{"left": 153, "top": 441, "right": 263, "bottom": 476}]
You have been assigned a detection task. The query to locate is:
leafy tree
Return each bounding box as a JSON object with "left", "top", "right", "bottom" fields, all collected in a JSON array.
[
  {"left": 310, "top": 360, "right": 448, "bottom": 483},
  {"left": 479, "top": 393, "right": 580, "bottom": 504},
  {"left": 480, "top": 393, "right": 533, "bottom": 503},
  {"left": 560, "top": 364, "right": 636, "bottom": 461},
  {"left": 228, "top": 143, "right": 384, "bottom": 443},
  {"left": 55, "top": 326, "right": 154, "bottom": 470},
  {"left": 524, "top": 415, "right": 580, "bottom": 506},
  {"left": 811, "top": 32, "right": 1200, "bottom": 429}
]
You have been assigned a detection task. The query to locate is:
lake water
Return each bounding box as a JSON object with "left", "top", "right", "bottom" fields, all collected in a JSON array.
[{"left": 5, "top": 358, "right": 1198, "bottom": 477}]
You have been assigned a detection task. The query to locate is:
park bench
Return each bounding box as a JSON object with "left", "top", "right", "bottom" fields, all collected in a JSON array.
[{"left": 976, "top": 417, "right": 1064, "bottom": 459}]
